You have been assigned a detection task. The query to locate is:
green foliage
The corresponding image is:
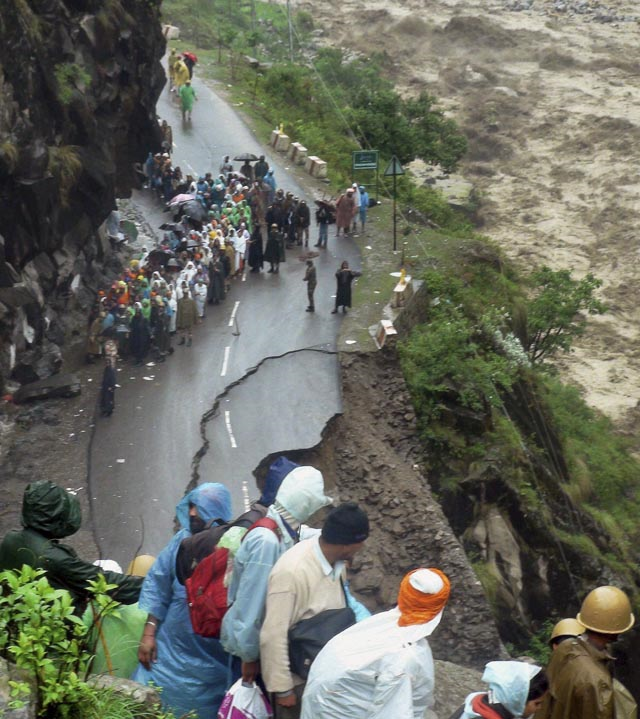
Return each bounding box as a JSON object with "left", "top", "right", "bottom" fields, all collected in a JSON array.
[
  {"left": 525, "top": 619, "right": 555, "bottom": 665},
  {"left": 11, "top": 0, "right": 42, "bottom": 41},
  {"left": 0, "top": 565, "right": 93, "bottom": 715},
  {"left": 540, "top": 377, "right": 640, "bottom": 541},
  {"left": 54, "top": 64, "right": 91, "bottom": 106},
  {"left": 399, "top": 268, "right": 522, "bottom": 440},
  {"left": 519, "top": 266, "right": 606, "bottom": 364},
  {"left": 0, "top": 567, "right": 175, "bottom": 719},
  {"left": 47, "top": 145, "right": 82, "bottom": 207}
]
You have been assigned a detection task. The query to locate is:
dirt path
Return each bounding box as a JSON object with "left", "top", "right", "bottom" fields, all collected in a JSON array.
[{"left": 292, "top": 0, "right": 640, "bottom": 440}]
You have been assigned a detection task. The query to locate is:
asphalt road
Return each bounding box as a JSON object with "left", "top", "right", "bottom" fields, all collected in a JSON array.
[{"left": 89, "top": 73, "right": 359, "bottom": 567}]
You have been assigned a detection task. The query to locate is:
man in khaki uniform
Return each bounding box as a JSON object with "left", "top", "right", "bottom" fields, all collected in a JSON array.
[{"left": 540, "top": 585, "right": 636, "bottom": 719}]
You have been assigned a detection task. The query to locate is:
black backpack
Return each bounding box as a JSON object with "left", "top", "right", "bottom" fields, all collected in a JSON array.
[{"left": 175, "top": 502, "right": 268, "bottom": 585}]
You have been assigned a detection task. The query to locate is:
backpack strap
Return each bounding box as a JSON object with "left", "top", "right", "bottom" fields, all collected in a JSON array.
[{"left": 243, "top": 516, "right": 280, "bottom": 540}]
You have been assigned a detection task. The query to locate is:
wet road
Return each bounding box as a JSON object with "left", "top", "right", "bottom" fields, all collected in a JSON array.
[{"left": 89, "top": 74, "right": 359, "bottom": 567}]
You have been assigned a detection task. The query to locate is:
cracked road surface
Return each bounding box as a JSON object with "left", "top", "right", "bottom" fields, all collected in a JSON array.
[{"left": 89, "top": 75, "right": 359, "bottom": 567}]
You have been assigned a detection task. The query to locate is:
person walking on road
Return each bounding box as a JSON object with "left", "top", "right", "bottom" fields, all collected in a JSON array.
[
  {"left": 314, "top": 202, "right": 331, "bottom": 248},
  {"left": 176, "top": 282, "right": 197, "bottom": 346},
  {"left": 335, "top": 188, "right": 356, "bottom": 237},
  {"left": 332, "top": 261, "right": 361, "bottom": 314},
  {"left": 358, "top": 185, "right": 369, "bottom": 233},
  {"left": 173, "top": 56, "right": 189, "bottom": 96},
  {"left": 179, "top": 79, "right": 197, "bottom": 122},
  {"left": 303, "top": 259, "right": 317, "bottom": 312},
  {"left": 265, "top": 223, "right": 285, "bottom": 274}
]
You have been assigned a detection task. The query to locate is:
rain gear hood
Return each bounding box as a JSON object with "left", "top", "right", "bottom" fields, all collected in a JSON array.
[
  {"left": 462, "top": 661, "right": 542, "bottom": 719},
  {"left": 272, "top": 466, "right": 331, "bottom": 522},
  {"left": 132, "top": 482, "right": 234, "bottom": 717},
  {"left": 21, "top": 480, "right": 81, "bottom": 539},
  {"left": 175, "top": 482, "right": 232, "bottom": 530}
]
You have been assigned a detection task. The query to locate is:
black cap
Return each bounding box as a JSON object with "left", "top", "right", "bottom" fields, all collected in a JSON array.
[{"left": 321, "top": 502, "right": 369, "bottom": 545}]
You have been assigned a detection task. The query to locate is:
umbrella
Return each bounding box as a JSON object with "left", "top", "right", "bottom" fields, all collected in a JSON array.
[
  {"left": 179, "top": 200, "right": 208, "bottom": 223},
  {"left": 159, "top": 222, "right": 180, "bottom": 231},
  {"left": 233, "top": 153, "right": 259, "bottom": 162},
  {"left": 169, "top": 193, "right": 194, "bottom": 206},
  {"left": 147, "top": 249, "right": 174, "bottom": 266},
  {"left": 314, "top": 199, "right": 336, "bottom": 209},
  {"left": 167, "top": 258, "right": 182, "bottom": 268}
]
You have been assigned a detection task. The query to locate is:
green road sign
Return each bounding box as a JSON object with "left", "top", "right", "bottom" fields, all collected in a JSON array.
[{"left": 352, "top": 150, "right": 379, "bottom": 171}]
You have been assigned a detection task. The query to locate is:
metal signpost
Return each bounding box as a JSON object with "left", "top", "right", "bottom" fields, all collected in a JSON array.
[
  {"left": 383, "top": 155, "right": 404, "bottom": 252},
  {"left": 352, "top": 150, "right": 379, "bottom": 200}
]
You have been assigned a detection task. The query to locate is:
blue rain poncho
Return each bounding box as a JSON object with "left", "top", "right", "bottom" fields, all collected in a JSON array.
[
  {"left": 221, "top": 466, "right": 331, "bottom": 662},
  {"left": 131, "top": 483, "right": 233, "bottom": 719},
  {"left": 461, "top": 661, "right": 542, "bottom": 718}
]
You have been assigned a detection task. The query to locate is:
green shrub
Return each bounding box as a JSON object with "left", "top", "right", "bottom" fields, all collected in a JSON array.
[
  {"left": 48, "top": 145, "right": 82, "bottom": 206},
  {"left": 54, "top": 64, "right": 91, "bottom": 106}
]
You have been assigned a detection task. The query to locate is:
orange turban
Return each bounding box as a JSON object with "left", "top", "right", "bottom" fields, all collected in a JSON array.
[{"left": 397, "top": 568, "right": 451, "bottom": 627}]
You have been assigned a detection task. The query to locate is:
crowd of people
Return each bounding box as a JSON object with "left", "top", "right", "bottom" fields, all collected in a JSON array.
[
  {"left": 91, "top": 145, "right": 373, "bottom": 419},
  {"left": 1, "top": 473, "right": 636, "bottom": 719}
]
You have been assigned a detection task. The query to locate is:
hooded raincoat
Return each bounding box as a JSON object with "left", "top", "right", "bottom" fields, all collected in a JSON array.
[
  {"left": 131, "top": 483, "right": 233, "bottom": 719},
  {"left": 301, "top": 604, "right": 443, "bottom": 719},
  {"left": 460, "top": 661, "right": 542, "bottom": 719},
  {"left": 0, "top": 480, "right": 142, "bottom": 609},
  {"left": 221, "top": 466, "right": 331, "bottom": 664}
]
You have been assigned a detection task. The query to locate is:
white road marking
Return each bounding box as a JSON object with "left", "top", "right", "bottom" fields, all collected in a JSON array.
[
  {"left": 242, "top": 480, "right": 251, "bottom": 511},
  {"left": 224, "top": 410, "right": 237, "bottom": 448},
  {"left": 228, "top": 300, "right": 240, "bottom": 327},
  {"left": 242, "top": 272, "right": 247, "bottom": 282},
  {"left": 221, "top": 346, "right": 231, "bottom": 377}
]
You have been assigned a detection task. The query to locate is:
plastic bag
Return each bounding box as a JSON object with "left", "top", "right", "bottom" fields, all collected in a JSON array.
[{"left": 217, "top": 679, "right": 273, "bottom": 719}]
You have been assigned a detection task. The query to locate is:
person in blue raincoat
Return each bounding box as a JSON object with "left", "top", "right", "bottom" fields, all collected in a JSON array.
[
  {"left": 131, "top": 483, "right": 233, "bottom": 718},
  {"left": 221, "top": 466, "right": 333, "bottom": 684}
]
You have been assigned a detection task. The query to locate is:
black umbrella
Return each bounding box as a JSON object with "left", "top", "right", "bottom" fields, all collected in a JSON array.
[
  {"left": 159, "top": 222, "right": 180, "bottom": 231},
  {"left": 178, "top": 200, "right": 208, "bottom": 223},
  {"left": 233, "top": 153, "right": 259, "bottom": 162},
  {"left": 147, "top": 249, "right": 174, "bottom": 266}
]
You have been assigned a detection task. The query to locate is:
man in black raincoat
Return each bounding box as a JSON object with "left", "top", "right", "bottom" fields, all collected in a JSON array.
[{"left": 0, "top": 480, "right": 142, "bottom": 610}]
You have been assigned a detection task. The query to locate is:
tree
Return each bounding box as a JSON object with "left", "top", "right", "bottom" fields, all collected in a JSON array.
[{"left": 516, "top": 267, "right": 606, "bottom": 364}]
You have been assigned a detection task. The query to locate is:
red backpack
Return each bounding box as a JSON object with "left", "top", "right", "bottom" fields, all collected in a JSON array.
[{"left": 185, "top": 517, "right": 279, "bottom": 637}]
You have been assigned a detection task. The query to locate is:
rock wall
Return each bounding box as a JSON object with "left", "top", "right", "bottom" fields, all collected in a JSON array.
[{"left": 0, "top": 0, "right": 165, "bottom": 390}]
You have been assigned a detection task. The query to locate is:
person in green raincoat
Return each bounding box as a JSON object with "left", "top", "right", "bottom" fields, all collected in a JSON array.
[
  {"left": 0, "top": 480, "right": 142, "bottom": 612},
  {"left": 179, "top": 79, "right": 197, "bottom": 122}
]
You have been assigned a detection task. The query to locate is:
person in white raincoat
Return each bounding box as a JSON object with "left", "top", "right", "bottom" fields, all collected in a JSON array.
[
  {"left": 301, "top": 567, "right": 451, "bottom": 719},
  {"left": 193, "top": 278, "right": 208, "bottom": 318},
  {"left": 455, "top": 661, "right": 548, "bottom": 719}
]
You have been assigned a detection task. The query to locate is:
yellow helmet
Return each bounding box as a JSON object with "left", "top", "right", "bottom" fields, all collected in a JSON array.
[
  {"left": 577, "top": 586, "right": 635, "bottom": 634},
  {"left": 549, "top": 618, "right": 585, "bottom": 645},
  {"left": 126, "top": 554, "right": 156, "bottom": 577}
]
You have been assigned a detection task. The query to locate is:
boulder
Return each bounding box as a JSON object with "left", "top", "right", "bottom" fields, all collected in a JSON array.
[
  {"left": 12, "top": 372, "right": 80, "bottom": 403},
  {"left": 0, "top": 657, "right": 36, "bottom": 719}
]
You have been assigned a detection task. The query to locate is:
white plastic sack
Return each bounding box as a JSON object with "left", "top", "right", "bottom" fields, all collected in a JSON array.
[{"left": 217, "top": 679, "right": 273, "bottom": 719}]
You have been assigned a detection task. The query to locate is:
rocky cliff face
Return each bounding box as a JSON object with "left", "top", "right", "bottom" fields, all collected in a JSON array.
[{"left": 0, "top": 0, "right": 165, "bottom": 389}]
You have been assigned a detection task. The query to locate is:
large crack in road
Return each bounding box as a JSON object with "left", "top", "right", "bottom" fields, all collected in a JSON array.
[{"left": 190, "top": 346, "right": 342, "bottom": 503}]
